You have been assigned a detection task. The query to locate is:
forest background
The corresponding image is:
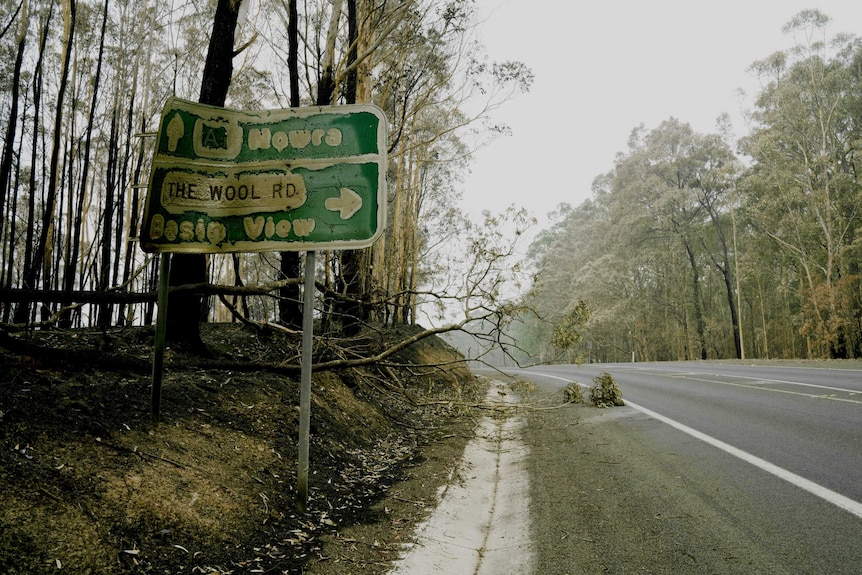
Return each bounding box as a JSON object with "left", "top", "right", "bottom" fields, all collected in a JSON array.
[
  {"left": 518, "top": 9, "right": 862, "bottom": 364},
  {"left": 0, "top": 1, "right": 860, "bottom": 365},
  {"left": 0, "top": 0, "right": 534, "bottom": 360}
]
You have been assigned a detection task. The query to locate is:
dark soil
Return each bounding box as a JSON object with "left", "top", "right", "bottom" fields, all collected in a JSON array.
[{"left": 0, "top": 323, "right": 484, "bottom": 574}]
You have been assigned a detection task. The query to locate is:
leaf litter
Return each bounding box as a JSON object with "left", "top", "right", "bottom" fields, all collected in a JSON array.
[{"left": 0, "top": 322, "right": 483, "bottom": 574}]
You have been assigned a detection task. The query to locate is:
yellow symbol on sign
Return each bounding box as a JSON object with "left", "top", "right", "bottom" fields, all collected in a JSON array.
[
  {"left": 325, "top": 188, "right": 363, "bottom": 219},
  {"left": 192, "top": 118, "right": 242, "bottom": 159},
  {"left": 166, "top": 114, "right": 184, "bottom": 152}
]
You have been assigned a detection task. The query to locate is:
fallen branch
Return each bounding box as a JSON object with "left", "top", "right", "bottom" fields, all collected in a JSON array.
[
  {"left": 1, "top": 302, "right": 85, "bottom": 333},
  {"left": 0, "top": 330, "right": 150, "bottom": 372},
  {"left": 94, "top": 437, "right": 188, "bottom": 469}
]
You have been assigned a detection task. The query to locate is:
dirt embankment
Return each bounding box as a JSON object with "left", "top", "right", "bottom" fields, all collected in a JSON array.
[{"left": 0, "top": 323, "right": 484, "bottom": 574}]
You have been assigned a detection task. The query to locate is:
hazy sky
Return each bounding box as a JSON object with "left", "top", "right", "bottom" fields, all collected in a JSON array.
[{"left": 464, "top": 1, "right": 862, "bottom": 228}]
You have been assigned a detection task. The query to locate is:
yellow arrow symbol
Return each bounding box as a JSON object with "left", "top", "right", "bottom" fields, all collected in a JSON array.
[{"left": 325, "top": 187, "right": 363, "bottom": 219}]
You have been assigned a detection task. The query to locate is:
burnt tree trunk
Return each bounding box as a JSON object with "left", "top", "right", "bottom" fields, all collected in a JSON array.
[
  {"left": 13, "top": 2, "right": 53, "bottom": 324},
  {"left": 0, "top": 2, "right": 26, "bottom": 273},
  {"left": 98, "top": 106, "right": 120, "bottom": 327},
  {"left": 166, "top": 0, "right": 243, "bottom": 350},
  {"left": 61, "top": 0, "right": 109, "bottom": 329},
  {"left": 21, "top": 0, "right": 74, "bottom": 323},
  {"left": 336, "top": 0, "right": 367, "bottom": 336},
  {"left": 278, "top": 0, "right": 302, "bottom": 328},
  {"left": 0, "top": 2, "right": 27, "bottom": 322},
  {"left": 684, "top": 240, "right": 708, "bottom": 360}
]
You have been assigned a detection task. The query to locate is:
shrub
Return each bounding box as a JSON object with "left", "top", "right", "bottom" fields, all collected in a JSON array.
[
  {"left": 589, "top": 372, "right": 624, "bottom": 407},
  {"left": 563, "top": 382, "right": 584, "bottom": 403}
]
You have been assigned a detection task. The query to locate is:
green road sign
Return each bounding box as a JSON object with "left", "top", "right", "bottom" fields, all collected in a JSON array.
[{"left": 140, "top": 97, "right": 387, "bottom": 253}]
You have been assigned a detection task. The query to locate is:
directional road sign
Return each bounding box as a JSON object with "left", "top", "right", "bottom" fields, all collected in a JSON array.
[{"left": 140, "top": 97, "right": 387, "bottom": 253}]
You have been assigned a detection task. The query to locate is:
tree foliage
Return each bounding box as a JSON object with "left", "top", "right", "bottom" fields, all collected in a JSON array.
[
  {"left": 517, "top": 10, "right": 862, "bottom": 361},
  {"left": 551, "top": 299, "right": 590, "bottom": 352}
]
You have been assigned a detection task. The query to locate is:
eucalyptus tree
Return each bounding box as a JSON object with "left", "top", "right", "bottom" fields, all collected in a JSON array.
[
  {"left": 165, "top": 0, "right": 246, "bottom": 349},
  {"left": 741, "top": 10, "right": 862, "bottom": 358},
  {"left": 622, "top": 120, "right": 743, "bottom": 358},
  {"left": 0, "top": 0, "right": 27, "bottom": 279},
  {"left": 30, "top": 0, "right": 75, "bottom": 322},
  {"left": 0, "top": 0, "right": 530, "bottom": 343},
  {"left": 98, "top": 0, "right": 153, "bottom": 326},
  {"left": 521, "top": 119, "right": 744, "bottom": 363},
  {"left": 518, "top": 188, "right": 638, "bottom": 362},
  {"left": 57, "top": 0, "right": 110, "bottom": 328},
  {"left": 519, "top": 201, "right": 597, "bottom": 361},
  {"left": 0, "top": 0, "right": 28, "bottom": 323},
  {"left": 358, "top": 0, "right": 531, "bottom": 327},
  {"left": 686, "top": 128, "right": 742, "bottom": 357},
  {"left": 608, "top": 120, "right": 710, "bottom": 359},
  {"left": 10, "top": 0, "right": 54, "bottom": 325}
]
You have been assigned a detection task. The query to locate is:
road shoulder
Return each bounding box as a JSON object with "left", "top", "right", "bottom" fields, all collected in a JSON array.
[{"left": 388, "top": 379, "right": 533, "bottom": 575}]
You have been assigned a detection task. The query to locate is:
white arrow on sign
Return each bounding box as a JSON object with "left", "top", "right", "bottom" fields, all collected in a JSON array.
[{"left": 325, "top": 187, "right": 363, "bottom": 219}]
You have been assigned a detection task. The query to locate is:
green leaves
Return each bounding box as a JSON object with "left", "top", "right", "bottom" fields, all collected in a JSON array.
[{"left": 551, "top": 300, "right": 591, "bottom": 351}]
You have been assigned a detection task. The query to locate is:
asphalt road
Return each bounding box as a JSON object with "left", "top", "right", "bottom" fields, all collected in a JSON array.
[{"left": 497, "top": 361, "right": 862, "bottom": 574}]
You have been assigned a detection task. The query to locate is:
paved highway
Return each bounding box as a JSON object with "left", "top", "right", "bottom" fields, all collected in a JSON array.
[{"left": 498, "top": 361, "right": 862, "bottom": 573}]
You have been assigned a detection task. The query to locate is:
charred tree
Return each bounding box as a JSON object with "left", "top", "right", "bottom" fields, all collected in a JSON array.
[
  {"left": 61, "top": 0, "right": 109, "bottom": 329},
  {"left": 0, "top": 2, "right": 26, "bottom": 276},
  {"left": 98, "top": 106, "right": 120, "bottom": 328},
  {"left": 336, "top": 0, "right": 366, "bottom": 336},
  {"left": 166, "top": 0, "right": 243, "bottom": 351},
  {"left": 278, "top": 0, "right": 302, "bottom": 328},
  {"left": 34, "top": 0, "right": 75, "bottom": 322},
  {"left": 0, "top": 2, "right": 27, "bottom": 322},
  {"left": 14, "top": 1, "right": 64, "bottom": 324}
]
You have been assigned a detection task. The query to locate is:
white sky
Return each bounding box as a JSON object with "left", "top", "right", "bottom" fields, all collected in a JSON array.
[{"left": 464, "top": 1, "right": 862, "bottom": 229}]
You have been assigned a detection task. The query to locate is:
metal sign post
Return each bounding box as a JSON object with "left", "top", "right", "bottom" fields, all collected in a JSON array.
[
  {"left": 297, "top": 250, "right": 316, "bottom": 511},
  {"left": 150, "top": 253, "right": 171, "bottom": 424}
]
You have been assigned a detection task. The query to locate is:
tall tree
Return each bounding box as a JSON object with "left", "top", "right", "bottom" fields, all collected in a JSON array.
[
  {"left": 60, "top": 0, "right": 109, "bottom": 328},
  {"left": 336, "top": 0, "right": 365, "bottom": 336},
  {"left": 521, "top": 120, "right": 746, "bottom": 362},
  {"left": 166, "top": 0, "right": 245, "bottom": 350},
  {"left": 31, "top": 0, "right": 75, "bottom": 321},
  {"left": 12, "top": 1, "right": 53, "bottom": 325},
  {"left": 0, "top": 0, "right": 26, "bottom": 276},
  {"left": 742, "top": 10, "right": 862, "bottom": 357},
  {"left": 611, "top": 120, "right": 711, "bottom": 359},
  {"left": 0, "top": 0, "right": 27, "bottom": 323},
  {"left": 278, "top": 0, "right": 302, "bottom": 328},
  {"left": 688, "top": 129, "right": 743, "bottom": 358}
]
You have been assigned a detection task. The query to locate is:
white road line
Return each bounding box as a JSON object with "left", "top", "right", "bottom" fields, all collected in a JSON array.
[
  {"left": 670, "top": 375, "right": 862, "bottom": 405},
  {"left": 520, "top": 370, "right": 862, "bottom": 520},
  {"left": 625, "top": 398, "right": 862, "bottom": 520},
  {"left": 619, "top": 365, "right": 861, "bottom": 395}
]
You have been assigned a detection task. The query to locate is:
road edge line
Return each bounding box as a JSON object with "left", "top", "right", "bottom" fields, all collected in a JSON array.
[{"left": 521, "top": 370, "right": 862, "bottom": 520}]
